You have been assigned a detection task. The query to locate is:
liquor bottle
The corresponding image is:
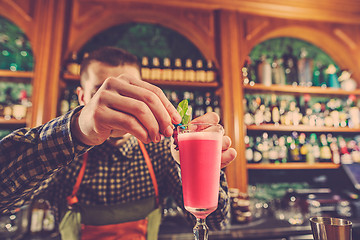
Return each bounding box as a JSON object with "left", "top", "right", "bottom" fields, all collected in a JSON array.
[
  {"left": 245, "top": 135, "right": 254, "bottom": 163},
  {"left": 282, "top": 46, "right": 298, "bottom": 86},
  {"left": 173, "top": 58, "right": 184, "bottom": 81},
  {"left": 253, "top": 136, "right": 263, "bottom": 163},
  {"left": 326, "top": 64, "right": 340, "bottom": 89},
  {"left": 309, "top": 133, "right": 320, "bottom": 163},
  {"left": 271, "top": 57, "right": 286, "bottom": 85},
  {"left": 59, "top": 89, "right": 70, "bottom": 115},
  {"left": 12, "top": 89, "right": 29, "bottom": 120},
  {"left": 270, "top": 94, "right": 280, "bottom": 125},
  {"left": 204, "top": 92, "right": 213, "bottom": 113},
  {"left": 150, "top": 57, "right": 162, "bottom": 80},
  {"left": 278, "top": 136, "right": 288, "bottom": 163},
  {"left": 269, "top": 134, "right": 279, "bottom": 163},
  {"left": 28, "top": 198, "right": 55, "bottom": 236},
  {"left": 339, "top": 136, "right": 352, "bottom": 164},
  {"left": 194, "top": 92, "right": 205, "bottom": 118},
  {"left": 3, "top": 87, "right": 13, "bottom": 120},
  {"left": 261, "top": 132, "right": 270, "bottom": 163},
  {"left": 347, "top": 95, "right": 360, "bottom": 128},
  {"left": 319, "top": 134, "right": 332, "bottom": 162},
  {"left": 205, "top": 60, "right": 216, "bottom": 82},
  {"left": 329, "top": 136, "right": 341, "bottom": 164},
  {"left": 69, "top": 88, "right": 79, "bottom": 110},
  {"left": 257, "top": 55, "right": 272, "bottom": 86},
  {"left": 297, "top": 48, "right": 313, "bottom": 87},
  {"left": 66, "top": 52, "right": 80, "bottom": 75},
  {"left": 161, "top": 57, "right": 173, "bottom": 81},
  {"left": 213, "top": 94, "right": 221, "bottom": 117},
  {"left": 141, "top": 56, "right": 151, "bottom": 79},
  {"left": 170, "top": 90, "right": 179, "bottom": 106},
  {"left": 312, "top": 62, "right": 321, "bottom": 87},
  {"left": 299, "top": 133, "right": 308, "bottom": 162},
  {"left": 184, "top": 59, "right": 196, "bottom": 82},
  {"left": 195, "top": 59, "right": 206, "bottom": 82},
  {"left": 289, "top": 132, "right": 301, "bottom": 162},
  {"left": 183, "top": 91, "right": 194, "bottom": 118}
]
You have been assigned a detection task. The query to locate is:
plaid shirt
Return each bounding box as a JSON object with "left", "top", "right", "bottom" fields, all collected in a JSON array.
[{"left": 0, "top": 107, "right": 231, "bottom": 230}]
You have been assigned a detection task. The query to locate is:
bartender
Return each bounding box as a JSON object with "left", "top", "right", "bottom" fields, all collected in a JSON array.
[{"left": 0, "top": 47, "right": 237, "bottom": 239}]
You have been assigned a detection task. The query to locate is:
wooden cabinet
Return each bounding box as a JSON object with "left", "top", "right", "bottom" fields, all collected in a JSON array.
[{"left": 1, "top": 0, "right": 360, "bottom": 193}]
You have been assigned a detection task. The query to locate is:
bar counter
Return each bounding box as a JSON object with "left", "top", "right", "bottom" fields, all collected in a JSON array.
[{"left": 158, "top": 215, "right": 360, "bottom": 240}]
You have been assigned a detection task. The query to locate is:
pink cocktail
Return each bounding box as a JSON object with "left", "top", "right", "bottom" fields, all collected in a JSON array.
[{"left": 178, "top": 123, "right": 223, "bottom": 240}]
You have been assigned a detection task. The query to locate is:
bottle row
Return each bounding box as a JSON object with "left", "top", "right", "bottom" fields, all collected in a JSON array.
[
  {"left": 59, "top": 87, "right": 221, "bottom": 120},
  {"left": 0, "top": 82, "right": 32, "bottom": 120},
  {"left": 163, "top": 89, "right": 221, "bottom": 120},
  {"left": 246, "top": 132, "right": 360, "bottom": 165},
  {"left": 141, "top": 57, "right": 217, "bottom": 83},
  {"left": 244, "top": 94, "right": 360, "bottom": 128},
  {"left": 242, "top": 47, "right": 357, "bottom": 91}
]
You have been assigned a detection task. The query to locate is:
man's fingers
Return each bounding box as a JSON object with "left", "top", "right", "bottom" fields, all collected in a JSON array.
[
  {"left": 220, "top": 148, "right": 237, "bottom": 169},
  {"left": 191, "top": 112, "right": 220, "bottom": 125},
  {"left": 120, "top": 74, "right": 182, "bottom": 124}
]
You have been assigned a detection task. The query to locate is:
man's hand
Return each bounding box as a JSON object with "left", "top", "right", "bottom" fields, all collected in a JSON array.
[
  {"left": 171, "top": 112, "right": 237, "bottom": 168},
  {"left": 71, "top": 74, "right": 182, "bottom": 146}
]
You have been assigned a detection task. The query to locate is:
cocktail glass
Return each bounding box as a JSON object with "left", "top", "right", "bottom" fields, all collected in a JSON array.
[{"left": 177, "top": 123, "right": 224, "bottom": 240}]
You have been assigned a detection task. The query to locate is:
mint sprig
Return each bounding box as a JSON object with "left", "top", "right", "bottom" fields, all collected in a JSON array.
[
  {"left": 173, "top": 100, "right": 192, "bottom": 150},
  {"left": 176, "top": 100, "right": 192, "bottom": 125}
]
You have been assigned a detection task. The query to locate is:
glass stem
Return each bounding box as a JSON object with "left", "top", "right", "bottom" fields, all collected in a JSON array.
[{"left": 193, "top": 218, "right": 209, "bottom": 240}]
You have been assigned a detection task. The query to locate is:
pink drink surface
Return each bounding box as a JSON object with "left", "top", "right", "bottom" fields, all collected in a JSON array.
[{"left": 178, "top": 131, "right": 222, "bottom": 219}]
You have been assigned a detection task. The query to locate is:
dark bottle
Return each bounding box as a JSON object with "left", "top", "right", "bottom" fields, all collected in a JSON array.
[
  {"left": 59, "top": 89, "right": 70, "bottom": 115},
  {"left": 3, "top": 87, "right": 13, "bottom": 120},
  {"left": 206, "top": 60, "right": 217, "bottom": 82},
  {"left": 204, "top": 92, "right": 213, "bottom": 113},
  {"left": 141, "top": 56, "right": 151, "bottom": 79},
  {"left": 173, "top": 58, "right": 185, "bottom": 81},
  {"left": 297, "top": 48, "right": 313, "bottom": 87},
  {"left": 289, "top": 132, "right": 301, "bottom": 162},
  {"left": 66, "top": 52, "right": 80, "bottom": 75},
  {"left": 150, "top": 57, "right": 162, "bottom": 80},
  {"left": 184, "top": 59, "right": 196, "bottom": 82},
  {"left": 278, "top": 136, "right": 288, "bottom": 163},
  {"left": 195, "top": 59, "right": 206, "bottom": 82},
  {"left": 213, "top": 94, "right": 221, "bottom": 117},
  {"left": 161, "top": 57, "right": 173, "bottom": 81},
  {"left": 271, "top": 56, "right": 286, "bottom": 85},
  {"left": 282, "top": 46, "right": 298, "bottom": 86},
  {"left": 299, "top": 133, "right": 308, "bottom": 162}
]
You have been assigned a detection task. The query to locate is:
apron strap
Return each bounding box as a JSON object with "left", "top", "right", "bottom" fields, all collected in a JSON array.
[
  {"left": 67, "top": 152, "right": 89, "bottom": 206},
  {"left": 137, "top": 139, "right": 159, "bottom": 207}
]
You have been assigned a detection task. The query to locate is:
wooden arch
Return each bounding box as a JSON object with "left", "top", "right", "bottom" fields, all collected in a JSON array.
[{"left": 67, "top": 3, "right": 216, "bottom": 63}]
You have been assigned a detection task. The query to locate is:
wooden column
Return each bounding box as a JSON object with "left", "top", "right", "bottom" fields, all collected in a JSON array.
[
  {"left": 30, "top": 0, "right": 69, "bottom": 127},
  {"left": 215, "top": 10, "right": 247, "bottom": 192}
]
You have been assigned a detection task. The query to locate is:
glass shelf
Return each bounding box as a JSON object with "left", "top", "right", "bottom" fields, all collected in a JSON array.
[
  {"left": 247, "top": 162, "right": 340, "bottom": 170},
  {"left": 243, "top": 83, "right": 360, "bottom": 96},
  {"left": 246, "top": 124, "right": 360, "bottom": 133},
  {"left": 63, "top": 73, "right": 219, "bottom": 88}
]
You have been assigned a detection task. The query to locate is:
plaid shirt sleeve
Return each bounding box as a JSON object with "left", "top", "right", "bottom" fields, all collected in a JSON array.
[{"left": 0, "top": 107, "right": 91, "bottom": 213}]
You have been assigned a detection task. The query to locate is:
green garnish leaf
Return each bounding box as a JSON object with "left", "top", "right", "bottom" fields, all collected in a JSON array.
[{"left": 177, "top": 100, "right": 192, "bottom": 125}]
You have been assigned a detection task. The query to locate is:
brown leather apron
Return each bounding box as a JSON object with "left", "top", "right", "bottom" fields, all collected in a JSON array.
[{"left": 59, "top": 140, "right": 161, "bottom": 240}]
